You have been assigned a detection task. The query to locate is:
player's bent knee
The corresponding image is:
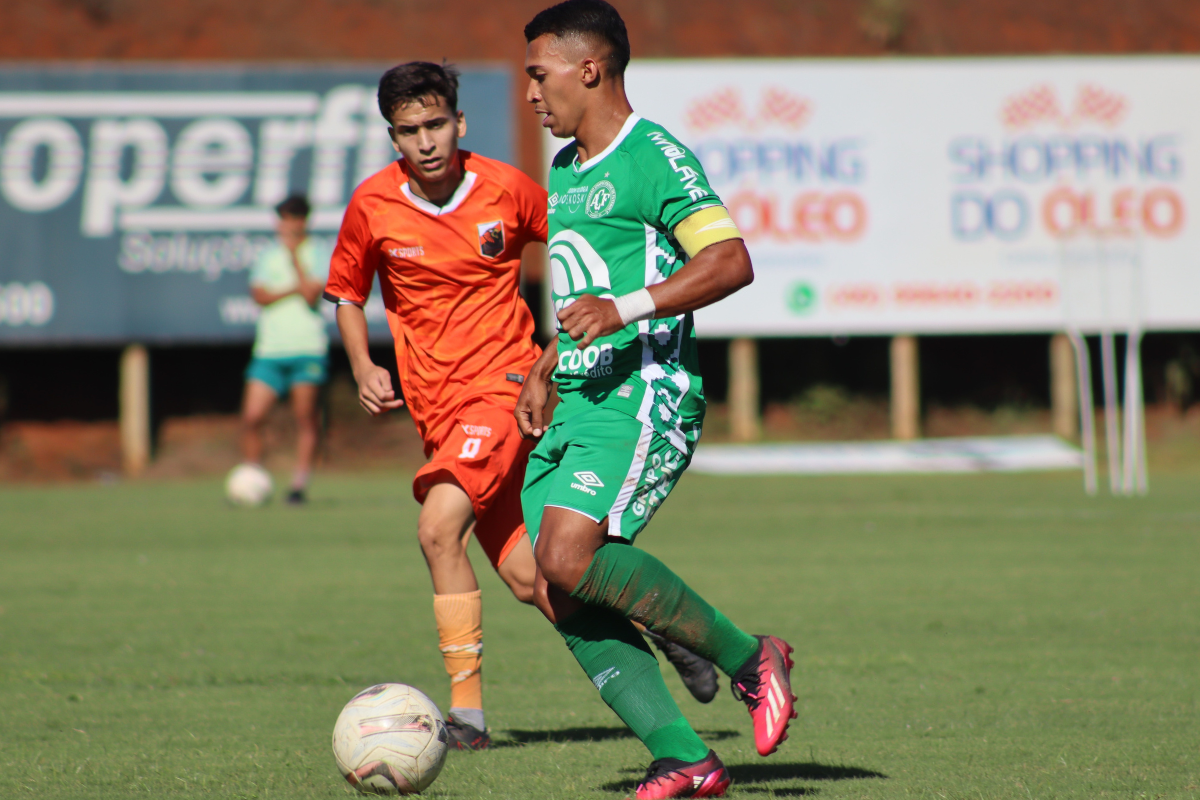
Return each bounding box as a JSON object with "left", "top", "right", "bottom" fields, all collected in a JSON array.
[
  {"left": 533, "top": 508, "right": 607, "bottom": 592},
  {"left": 530, "top": 579, "right": 556, "bottom": 621},
  {"left": 496, "top": 538, "right": 536, "bottom": 604},
  {"left": 533, "top": 542, "right": 590, "bottom": 593},
  {"left": 499, "top": 567, "right": 536, "bottom": 605},
  {"left": 416, "top": 518, "right": 459, "bottom": 561},
  {"left": 507, "top": 578, "right": 536, "bottom": 605}
]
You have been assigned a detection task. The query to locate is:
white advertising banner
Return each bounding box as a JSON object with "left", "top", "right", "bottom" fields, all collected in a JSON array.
[{"left": 545, "top": 57, "right": 1200, "bottom": 336}]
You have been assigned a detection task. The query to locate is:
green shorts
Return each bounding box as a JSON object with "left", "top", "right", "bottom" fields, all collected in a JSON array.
[
  {"left": 521, "top": 407, "right": 691, "bottom": 543},
  {"left": 245, "top": 354, "right": 328, "bottom": 396}
]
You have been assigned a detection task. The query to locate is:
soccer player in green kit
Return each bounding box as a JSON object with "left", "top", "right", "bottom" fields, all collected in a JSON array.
[{"left": 515, "top": 2, "right": 797, "bottom": 797}]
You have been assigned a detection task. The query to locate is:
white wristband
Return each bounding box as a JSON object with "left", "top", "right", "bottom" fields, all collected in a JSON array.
[{"left": 612, "top": 288, "right": 656, "bottom": 326}]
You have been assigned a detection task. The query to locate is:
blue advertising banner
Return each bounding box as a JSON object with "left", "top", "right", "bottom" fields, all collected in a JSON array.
[{"left": 0, "top": 64, "right": 512, "bottom": 344}]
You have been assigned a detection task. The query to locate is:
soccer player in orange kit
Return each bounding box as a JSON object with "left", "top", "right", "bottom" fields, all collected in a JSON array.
[
  {"left": 324, "top": 61, "right": 541, "bottom": 750},
  {"left": 325, "top": 62, "right": 717, "bottom": 750}
]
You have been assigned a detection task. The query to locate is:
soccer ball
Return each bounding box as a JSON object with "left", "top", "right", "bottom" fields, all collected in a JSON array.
[
  {"left": 224, "top": 463, "right": 273, "bottom": 507},
  {"left": 332, "top": 683, "right": 449, "bottom": 795}
]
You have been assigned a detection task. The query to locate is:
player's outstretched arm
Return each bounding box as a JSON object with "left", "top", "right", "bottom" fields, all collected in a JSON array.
[
  {"left": 557, "top": 238, "right": 753, "bottom": 350},
  {"left": 336, "top": 303, "right": 405, "bottom": 416},
  {"left": 515, "top": 345, "right": 560, "bottom": 439}
]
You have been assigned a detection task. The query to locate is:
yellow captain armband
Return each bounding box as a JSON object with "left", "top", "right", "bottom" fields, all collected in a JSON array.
[{"left": 673, "top": 206, "right": 743, "bottom": 259}]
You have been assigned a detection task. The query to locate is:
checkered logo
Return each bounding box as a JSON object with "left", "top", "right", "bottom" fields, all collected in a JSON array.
[
  {"left": 1000, "top": 83, "right": 1128, "bottom": 130},
  {"left": 686, "top": 87, "right": 812, "bottom": 132}
]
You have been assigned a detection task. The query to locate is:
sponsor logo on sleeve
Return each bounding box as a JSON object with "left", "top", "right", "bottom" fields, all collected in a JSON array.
[{"left": 646, "top": 131, "right": 709, "bottom": 203}]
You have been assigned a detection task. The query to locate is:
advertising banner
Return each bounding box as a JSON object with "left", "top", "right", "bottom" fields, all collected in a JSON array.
[
  {"left": 545, "top": 57, "right": 1200, "bottom": 336},
  {"left": 0, "top": 64, "right": 511, "bottom": 344}
]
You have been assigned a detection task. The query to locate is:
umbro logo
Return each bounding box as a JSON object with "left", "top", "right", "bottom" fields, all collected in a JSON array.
[
  {"left": 548, "top": 192, "right": 559, "bottom": 207},
  {"left": 573, "top": 471, "right": 604, "bottom": 487},
  {"left": 570, "top": 471, "right": 604, "bottom": 496}
]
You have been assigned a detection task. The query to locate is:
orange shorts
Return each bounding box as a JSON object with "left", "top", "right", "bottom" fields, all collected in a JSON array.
[{"left": 413, "top": 398, "right": 533, "bottom": 570}]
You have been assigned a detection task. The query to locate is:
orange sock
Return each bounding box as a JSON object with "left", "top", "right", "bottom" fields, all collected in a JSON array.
[{"left": 433, "top": 590, "right": 484, "bottom": 718}]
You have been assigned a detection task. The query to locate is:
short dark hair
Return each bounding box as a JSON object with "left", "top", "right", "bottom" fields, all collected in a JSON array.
[
  {"left": 377, "top": 61, "right": 460, "bottom": 122},
  {"left": 275, "top": 193, "right": 310, "bottom": 219},
  {"left": 524, "top": 0, "right": 631, "bottom": 77}
]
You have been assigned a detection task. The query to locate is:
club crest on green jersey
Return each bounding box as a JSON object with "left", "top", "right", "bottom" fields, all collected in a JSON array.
[{"left": 586, "top": 180, "right": 617, "bottom": 218}]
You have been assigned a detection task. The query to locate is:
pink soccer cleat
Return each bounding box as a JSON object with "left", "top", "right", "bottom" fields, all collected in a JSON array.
[
  {"left": 634, "top": 750, "right": 731, "bottom": 799},
  {"left": 731, "top": 635, "right": 798, "bottom": 756}
]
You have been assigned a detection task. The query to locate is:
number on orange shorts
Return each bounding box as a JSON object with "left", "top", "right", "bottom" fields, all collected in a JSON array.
[{"left": 459, "top": 438, "right": 482, "bottom": 459}]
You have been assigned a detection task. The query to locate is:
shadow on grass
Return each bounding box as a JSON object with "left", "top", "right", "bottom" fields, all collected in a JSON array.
[
  {"left": 494, "top": 727, "right": 740, "bottom": 748},
  {"left": 493, "top": 726, "right": 633, "bottom": 747},
  {"left": 600, "top": 761, "right": 885, "bottom": 794},
  {"left": 728, "top": 763, "right": 886, "bottom": 783}
]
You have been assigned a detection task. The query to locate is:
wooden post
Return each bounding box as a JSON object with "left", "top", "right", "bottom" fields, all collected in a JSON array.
[
  {"left": 728, "top": 337, "right": 761, "bottom": 442},
  {"left": 1050, "top": 332, "right": 1078, "bottom": 440},
  {"left": 120, "top": 344, "right": 151, "bottom": 477},
  {"left": 890, "top": 334, "right": 920, "bottom": 440}
]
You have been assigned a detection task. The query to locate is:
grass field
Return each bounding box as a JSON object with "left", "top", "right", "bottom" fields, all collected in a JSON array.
[{"left": 1, "top": 469, "right": 1198, "bottom": 799}]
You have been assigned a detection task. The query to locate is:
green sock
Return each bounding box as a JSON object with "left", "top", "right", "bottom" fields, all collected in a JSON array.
[
  {"left": 556, "top": 605, "right": 710, "bottom": 763},
  {"left": 571, "top": 543, "right": 760, "bottom": 678}
]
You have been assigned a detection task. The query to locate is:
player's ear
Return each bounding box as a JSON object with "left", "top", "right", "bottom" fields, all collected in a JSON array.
[
  {"left": 456, "top": 111, "right": 466, "bottom": 140},
  {"left": 387, "top": 127, "right": 401, "bottom": 154},
  {"left": 580, "top": 57, "right": 602, "bottom": 88}
]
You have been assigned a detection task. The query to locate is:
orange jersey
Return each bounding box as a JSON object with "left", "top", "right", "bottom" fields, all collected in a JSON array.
[{"left": 326, "top": 152, "right": 547, "bottom": 454}]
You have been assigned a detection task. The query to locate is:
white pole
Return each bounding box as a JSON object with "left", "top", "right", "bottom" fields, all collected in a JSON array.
[
  {"left": 1137, "top": 379, "right": 1149, "bottom": 495},
  {"left": 1121, "top": 331, "right": 1137, "bottom": 495},
  {"left": 1099, "top": 331, "right": 1122, "bottom": 494},
  {"left": 1126, "top": 234, "right": 1149, "bottom": 496},
  {"left": 1067, "top": 331, "right": 1098, "bottom": 496},
  {"left": 1121, "top": 330, "right": 1149, "bottom": 496}
]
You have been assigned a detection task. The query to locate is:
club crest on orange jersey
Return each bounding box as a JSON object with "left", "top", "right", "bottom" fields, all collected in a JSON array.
[{"left": 477, "top": 221, "right": 505, "bottom": 258}]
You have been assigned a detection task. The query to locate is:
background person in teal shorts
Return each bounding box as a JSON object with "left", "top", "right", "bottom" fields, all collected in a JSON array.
[{"left": 239, "top": 194, "right": 331, "bottom": 505}]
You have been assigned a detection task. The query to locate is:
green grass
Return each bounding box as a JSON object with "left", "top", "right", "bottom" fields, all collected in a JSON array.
[{"left": 1, "top": 470, "right": 1198, "bottom": 799}]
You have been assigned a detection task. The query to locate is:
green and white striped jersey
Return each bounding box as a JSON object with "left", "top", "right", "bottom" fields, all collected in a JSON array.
[{"left": 547, "top": 114, "right": 723, "bottom": 453}]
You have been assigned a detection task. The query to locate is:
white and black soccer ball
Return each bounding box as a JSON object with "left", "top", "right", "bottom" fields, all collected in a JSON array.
[
  {"left": 224, "top": 463, "right": 274, "bottom": 507},
  {"left": 332, "top": 683, "right": 450, "bottom": 795}
]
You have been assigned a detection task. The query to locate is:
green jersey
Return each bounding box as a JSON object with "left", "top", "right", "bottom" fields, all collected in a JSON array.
[
  {"left": 250, "top": 238, "right": 330, "bottom": 358},
  {"left": 547, "top": 115, "right": 723, "bottom": 454}
]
